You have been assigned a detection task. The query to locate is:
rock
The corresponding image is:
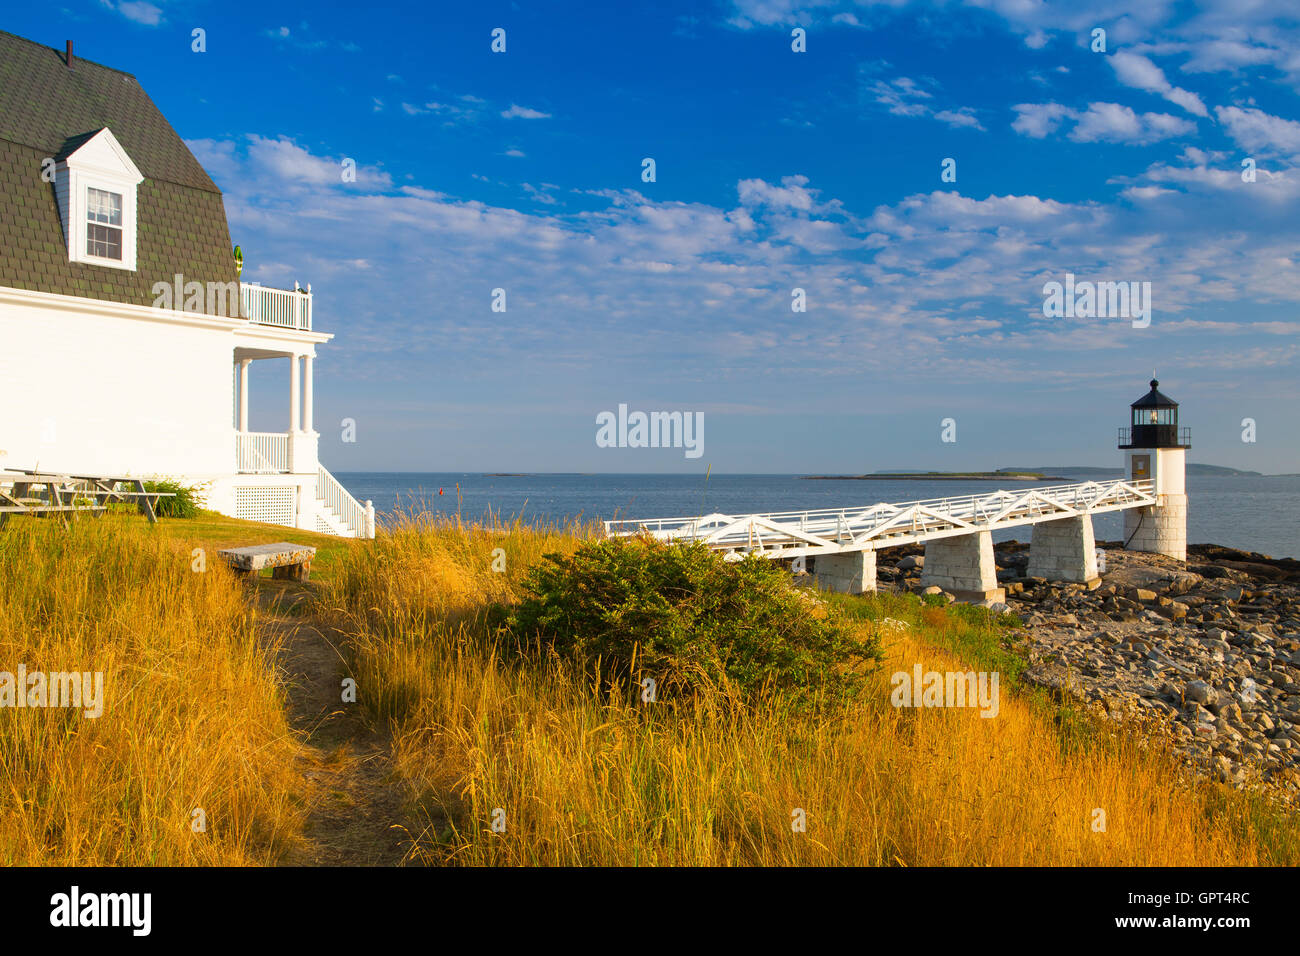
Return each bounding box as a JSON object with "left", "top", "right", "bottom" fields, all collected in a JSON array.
[
  {"left": 1185, "top": 680, "right": 1216, "bottom": 705},
  {"left": 1134, "top": 588, "right": 1158, "bottom": 603},
  {"left": 898, "top": 555, "right": 924, "bottom": 571},
  {"left": 922, "top": 585, "right": 942, "bottom": 596}
]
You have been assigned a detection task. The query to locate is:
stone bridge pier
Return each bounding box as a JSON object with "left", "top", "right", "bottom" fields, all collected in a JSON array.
[
  {"left": 920, "top": 530, "right": 1005, "bottom": 604},
  {"left": 813, "top": 549, "right": 876, "bottom": 594},
  {"left": 1027, "top": 514, "right": 1100, "bottom": 586}
]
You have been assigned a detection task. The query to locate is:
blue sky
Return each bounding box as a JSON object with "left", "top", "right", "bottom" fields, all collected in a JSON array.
[{"left": 15, "top": 0, "right": 1300, "bottom": 472}]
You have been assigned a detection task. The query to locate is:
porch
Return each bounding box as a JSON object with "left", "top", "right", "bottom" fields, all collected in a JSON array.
[
  {"left": 230, "top": 343, "right": 373, "bottom": 539},
  {"left": 232, "top": 346, "right": 317, "bottom": 475}
]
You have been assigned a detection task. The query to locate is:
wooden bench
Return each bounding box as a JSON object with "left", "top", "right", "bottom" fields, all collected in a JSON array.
[{"left": 217, "top": 542, "right": 318, "bottom": 581}]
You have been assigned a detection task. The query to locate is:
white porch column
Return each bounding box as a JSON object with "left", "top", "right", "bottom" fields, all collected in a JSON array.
[
  {"left": 302, "top": 355, "right": 314, "bottom": 433},
  {"left": 289, "top": 353, "right": 301, "bottom": 434},
  {"left": 238, "top": 359, "right": 250, "bottom": 432}
]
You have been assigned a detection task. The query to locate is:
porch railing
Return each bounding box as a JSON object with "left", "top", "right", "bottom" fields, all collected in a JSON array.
[
  {"left": 235, "top": 432, "right": 290, "bottom": 473},
  {"left": 317, "top": 465, "right": 374, "bottom": 538},
  {"left": 240, "top": 283, "right": 312, "bottom": 331}
]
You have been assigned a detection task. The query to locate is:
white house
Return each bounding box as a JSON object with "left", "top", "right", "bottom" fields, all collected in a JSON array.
[{"left": 0, "top": 32, "right": 372, "bottom": 537}]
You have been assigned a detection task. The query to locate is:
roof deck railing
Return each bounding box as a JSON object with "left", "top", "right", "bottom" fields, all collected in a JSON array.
[{"left": 240, "top": 282, "right": 312, "bottom": 331}]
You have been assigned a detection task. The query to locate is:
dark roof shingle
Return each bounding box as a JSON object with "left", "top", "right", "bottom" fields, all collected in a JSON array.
[
  {"left": 0, "top": 31, "right": 238, "bottom": 310},
  {"left": 0, "top": 31, "right": 218, "bottom": 192}
]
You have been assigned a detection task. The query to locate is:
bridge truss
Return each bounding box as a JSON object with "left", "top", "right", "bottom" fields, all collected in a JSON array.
[{"left": 603, "top": 479, "right": 1157, "bottom": 559}]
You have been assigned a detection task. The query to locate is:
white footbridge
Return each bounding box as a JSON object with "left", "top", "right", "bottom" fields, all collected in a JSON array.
[{"left": 603, "top": 478, "right": 1160, "bottom": 602}]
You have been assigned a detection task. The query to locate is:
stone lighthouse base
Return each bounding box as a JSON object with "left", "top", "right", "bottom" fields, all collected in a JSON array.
[{"left": 1123, "top": 494, "right": 1187, "bottom": 562}]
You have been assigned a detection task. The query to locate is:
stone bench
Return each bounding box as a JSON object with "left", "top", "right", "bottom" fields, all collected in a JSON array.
[{"left": 218, "top": 542, "right": 317, "bottom": 581}]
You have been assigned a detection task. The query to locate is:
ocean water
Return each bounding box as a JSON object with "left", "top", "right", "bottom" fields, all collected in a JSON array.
[{"left": 333, "top": 472, "right": 1300, "bottom": 560}]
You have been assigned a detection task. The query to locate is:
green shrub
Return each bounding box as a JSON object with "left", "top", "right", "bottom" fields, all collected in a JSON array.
[
  {"left": 506, "top": 536, "right": 882, "bottom": 705},
  {"left": 141, "top": 480, "right": 201, "bottom": 519}
]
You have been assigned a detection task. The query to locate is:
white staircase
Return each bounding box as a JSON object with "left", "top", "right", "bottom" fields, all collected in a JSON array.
[{"left": 315, "top": 465, "right": 374, "bottom": 538}]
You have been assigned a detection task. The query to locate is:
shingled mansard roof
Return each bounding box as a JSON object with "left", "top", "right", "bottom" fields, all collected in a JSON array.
[{"left": 0, "top": 31, "right": 239, "bottom": 311}]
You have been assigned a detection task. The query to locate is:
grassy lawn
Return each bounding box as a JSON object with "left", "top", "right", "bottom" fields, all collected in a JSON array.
[{"left": 110, "top": 507, "right": 359, "bottom": 583}]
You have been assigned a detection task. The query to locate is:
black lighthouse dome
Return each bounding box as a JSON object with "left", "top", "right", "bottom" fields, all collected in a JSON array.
[{"left": 1119, "top": 378, "right": 1190, "bottom": 449}]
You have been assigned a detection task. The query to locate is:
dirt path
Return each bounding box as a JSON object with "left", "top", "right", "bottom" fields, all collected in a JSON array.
[{"left": 255, "top": 582, "right": 411, "bottom": 866}]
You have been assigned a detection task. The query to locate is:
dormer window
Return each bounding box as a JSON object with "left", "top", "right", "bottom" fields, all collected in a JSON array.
[
  {"left": 86, "top": 188, "right": 123, "bottom": 260},
  {"left": 54, "top": 128, "right": 143, "bottom": 272}
]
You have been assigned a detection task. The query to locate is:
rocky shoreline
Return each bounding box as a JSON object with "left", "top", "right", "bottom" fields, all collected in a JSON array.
[{"left": 875, "top": 541, "right": 1300, "bottom": 807}]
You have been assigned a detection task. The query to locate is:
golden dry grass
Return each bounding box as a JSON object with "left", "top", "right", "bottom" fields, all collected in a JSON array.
[
  {"left": 0, "top": 515, "right": 304, "bottom": 865},
  {"left": 325, "top": 516, "right": 1300, "bottom": 866},
  {"left": 4, "top": 509, "right": 1295, "bottom": 867}
]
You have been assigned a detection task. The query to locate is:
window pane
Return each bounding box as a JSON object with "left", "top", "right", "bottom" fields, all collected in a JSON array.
[
  {"left": 86, "top": 223, "right": 122, "bottom": 260},
  {"left": 86, "top": 187, "right": 123, "bottom": 226}
]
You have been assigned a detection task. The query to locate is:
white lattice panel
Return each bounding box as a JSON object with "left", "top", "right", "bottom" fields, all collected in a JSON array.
[{"left": 233, "top": 487, "right": 296, "bottom": 528}]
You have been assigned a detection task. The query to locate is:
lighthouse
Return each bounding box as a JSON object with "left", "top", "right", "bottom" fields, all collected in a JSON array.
[{"left": 1118, "top": 378, "right": 1189, "bottom": 561}]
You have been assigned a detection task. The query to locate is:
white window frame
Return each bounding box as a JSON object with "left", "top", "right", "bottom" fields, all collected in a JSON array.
[
  {"left": 84, "top": 186, "right": 126, "bottom": 262},
  {"left": 67, "top": 169, "right": 139, "bottom": 271},
  {"left": 57, "top": 129, "right": 143, "bottom": 272}
]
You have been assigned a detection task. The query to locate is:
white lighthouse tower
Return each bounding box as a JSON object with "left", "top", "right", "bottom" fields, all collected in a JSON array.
[{"left": 1119, "top": 378, "right": 1189, "bottom": 561}]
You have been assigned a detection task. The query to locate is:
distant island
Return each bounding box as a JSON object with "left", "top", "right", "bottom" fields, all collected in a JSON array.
[
  {"left": 802, "top": 471, "right": 1067, "bottom": 481},
  {"left": 802, "top": 464, "right": 1271, "bottom": 481},
  {"left": 1000, "top": 464, "right": 1267, "bottom": 477}
]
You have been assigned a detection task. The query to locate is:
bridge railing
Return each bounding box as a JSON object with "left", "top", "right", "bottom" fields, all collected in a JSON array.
[{"left": 604, "top": 477, "right": 1156, "bottom": 542}]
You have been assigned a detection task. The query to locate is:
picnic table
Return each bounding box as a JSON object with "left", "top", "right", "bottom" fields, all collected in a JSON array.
[
  {"left": 217, "top": 542, "right": 317, "bottom": 581},
  {"left": 0, "top": 469, "right": 173, "bottom": 528}
]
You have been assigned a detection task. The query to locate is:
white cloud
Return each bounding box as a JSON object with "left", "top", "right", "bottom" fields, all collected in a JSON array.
[
  {"left": 1069, "top": 103, "right": 1194, "bottom": 144},
  {"left": 260, "top": 22, "right": 355, "bottom": 52},
  {"left": 865, "top": 74, "right": 983, "bottom": 130},
  {"left": 501, "top": 104, "right": 552, "bottom": 120},
  {"left": 188, "top": 135, "right": 391, "bottom": 190},
  {"left": 1216, "top": 106, "right": 1300, "bottom": 158},
  {"left": 869, "top": 76, "right": 931, "bottom": 117},
  {"left": 198, "top": 135, "right": 1300, "bottom": 415},
  {"left": 1011, "top": 103, "right": 1072, "bottom": 138},
  {"left": 1179, "top": 38, "right": 1278, "bottom": 73},
  {"left": 934, "top": 108, "right": 985, "bottom": 130},
  {"left": 100, "top": 0, "right": 162, "bottom": 26},
  {"left": 1109, "top": 51, "right": 1208, "bottom": 117},
  {"left": 1012, "top": 102, "right": 1194, "bottom": 145},
  {"left": 737, "top": 174, "right": 817, "bottom": 210}
]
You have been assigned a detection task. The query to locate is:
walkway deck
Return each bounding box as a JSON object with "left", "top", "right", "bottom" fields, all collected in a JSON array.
[{"left": 604, "top": 478, "right": 1156, "bottom": 559}]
